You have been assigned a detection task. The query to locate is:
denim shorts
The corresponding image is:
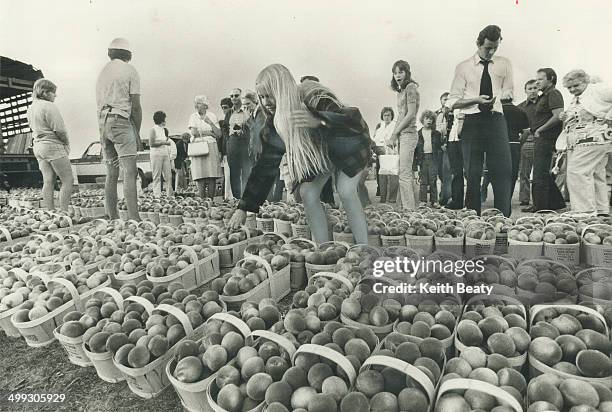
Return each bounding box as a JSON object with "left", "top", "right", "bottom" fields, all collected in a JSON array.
[
  {"left": 33, "top": 141, "right": 69, "bottom": 163},
  {"left": 98, "top": 113, "right": 138, "bottom": 162}
]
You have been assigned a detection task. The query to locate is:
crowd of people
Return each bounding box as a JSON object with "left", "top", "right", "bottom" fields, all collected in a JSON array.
[{"left": 23, "top": 25, "right": 612, "bottom": 240}]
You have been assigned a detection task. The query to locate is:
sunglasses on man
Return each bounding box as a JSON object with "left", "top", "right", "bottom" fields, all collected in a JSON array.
[{"left": 230, "top": 94, "right": 240, "bottom": 98}]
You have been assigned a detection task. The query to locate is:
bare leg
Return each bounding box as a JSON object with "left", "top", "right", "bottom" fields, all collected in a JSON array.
[
  {"left": 299, "top": 173, "right": 331, "bottom": 243},
  {"left": 336, "top": 170, "right": 368, "bottom": 245},
  {"left": 195, "top": 178, "right": 206, "bottom": 199},
  {"left": 39, "top": 160, "right": 56, "bottom": 211},
  {"left": 119, "top": 156, "right": 140, "bottom": 220},
  {"left": 50, "top": 157, "right": 74, "bottom": 212},
  {"left": 105, "top": 160, "right": 120, "bottom": 219}
]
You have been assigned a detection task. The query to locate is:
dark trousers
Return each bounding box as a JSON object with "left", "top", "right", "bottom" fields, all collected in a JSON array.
[
  {"left": 519, "top": 140, "right": 534, "bottom": 203},
  {"left": 483, "top": 143, "right": 520, "bottom": 202},
  {"left": 227, "top": 135, "right": 252, "bottom": 198},
  {"left": 461, "top": 113, "right": 512, "bottom": 217},
  {"left": 437, "top": 151, "right": 452, "bottom": 204},
  {"left": 532, "top": 137, "right": 566, "bottom": 211},
  {"left": 419, "top": 153, "right": 438, "bottom": 203},
  {"left": 509, "top": 142, "right": 521, "bottom": 198},
  {"left": 267, "top": 171, "right": 285, "bottom": 202},
  {"left": 374, "top": 146, "right": 385, "bottom": 196},
  {"left": 447, "top": 141, "right": 464, "bottom": 208}
]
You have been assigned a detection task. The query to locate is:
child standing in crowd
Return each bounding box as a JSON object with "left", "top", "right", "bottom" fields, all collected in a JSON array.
[
  {"left": 373, "top": 107, "right": 398, "bottom": 203},
  {"left": 415, "top": 110, "right": 442, "bottom": 206},
  {"left": 148, "top": 111, "right": 173, "bottom": 197},
  {"left": 26, "top": 78, "right": 74, "bottom": 212}
]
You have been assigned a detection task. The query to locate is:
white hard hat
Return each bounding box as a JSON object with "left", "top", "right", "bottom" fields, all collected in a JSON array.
[{"left": 108, "top": 37, "right": 131, "bottom": 52}]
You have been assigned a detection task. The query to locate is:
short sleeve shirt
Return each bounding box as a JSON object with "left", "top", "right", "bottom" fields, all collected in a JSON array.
[
  {"left": 96, "top": 59, "right": 140, "bottom": 117},
  {"left": 532, "top": 86, "right": 564, "bottom": 139},
  {"left": 397, "top": 83, "right": 419, "bottom": 135},
  {"left": 26, "top": 99, "right": 67, "bottom": 144},
  {"left": 228, "top": 108, "right": 250, "bottom": 137}
]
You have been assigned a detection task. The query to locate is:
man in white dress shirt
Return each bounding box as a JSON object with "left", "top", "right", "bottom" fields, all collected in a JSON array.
[{"left": 447, "top": 25, "right": 514, "bottom": 217}]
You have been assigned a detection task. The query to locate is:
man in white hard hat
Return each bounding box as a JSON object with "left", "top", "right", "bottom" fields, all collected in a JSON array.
[{"left": 95, "top": 37, "right": 142, "bottom": 220}]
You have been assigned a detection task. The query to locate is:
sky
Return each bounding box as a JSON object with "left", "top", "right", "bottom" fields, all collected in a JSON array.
[{"left": 2, "top": 0, "right": 611, "bottom": 158}]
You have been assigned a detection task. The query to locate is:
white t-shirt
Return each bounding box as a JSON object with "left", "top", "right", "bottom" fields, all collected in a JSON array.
[
  {"left": 188, "top": 111, "right": 219, "bottom": 143},
  {"left": 96, "top": 59, "right": 140, "bottom": 117},
  {"left": 149, "top": 125, "right": 169, "bottom": 155},
  {"left": 373, "top": 120, "right": 396, "bottom": 147},
  {"left": 422, "top": 129, "right": 433, "bottom": 154}
]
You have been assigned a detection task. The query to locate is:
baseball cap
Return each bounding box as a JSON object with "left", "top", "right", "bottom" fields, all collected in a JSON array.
[{"left": 108, "top": 38, "right": 131, "bottom": 52}]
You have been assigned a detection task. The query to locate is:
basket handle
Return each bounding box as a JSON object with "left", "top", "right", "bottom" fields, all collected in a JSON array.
[
  {"left": 0, "top": 226, "right": 13, "bottom": 242},
  {"left": 145, "top": 242, "right": 164, "bottom": 256},
  {"left": 482, "top": 208, "right": 503, "bottom": 216},
  {"left": 310, "top": 272, "right": 354, "bottom": 291},
  {"left": 474, "top": 255, "right": 516, "bottom": 270},
  {"left": 436, "top": 378, "right": 523, "bottom": 412},
  {"left": 155, "top": 304, "right": 194, "bottom": 338},
  {"left": 249, "top": 330, "right": 297, "bottom": 357},
  {"left": 46, "top": 276, "right": 84, "bottom": 312},
  {"left": 530, "top": 304, "right": 609, "bottom": 336},
  {"left": 178, "top": 222, "right": 199, "bottom": 232},
  {"left": 361, "top": 355, "right": 435, "bottom": 403},
  {"left": 137, "top": 220, "right": 157, "bottom": 231},
  {"left": 515, "top": 216, "right": 544, "bottom": 226},
  {"left": 238, "top": 255, "right": 273, "bottom": 277},
  {"left": 124, "top": 295, "right": 155, "bottom": 315},
  {"left": 517, "top": 259, "right": 571, "bottom": 276},
  {"left": 581, "top": 223, "right": 612, "bottom": 238},
  {"left": 534, "top": 209, "right": 559, "bottom": 215},
  {"left": 294, "top": 344, "right": 357, "bottom": 385},
  {"left": 543, "top": 222, "right": 576, "bottom": 231},
  {"left": 464, "top": 294, "right": 526, "bottom": 318},
  {"left": 289, "top": 237, "right": 318, "bottom": 250},
  {"left": 100, "top": 238, "right": 118, "bottom": 250},
  {"left": 95, "top": 287, "right": 125, "bottom": 310},
  {"left": 9, "top": 268, "right": 30, "bottom": 282},
  {"left": 169, "top": 244, "right": 201, "bottom": 278},
  {"left": 466, "top": 220, "right": 495, "bottom": 232},
  {"left": 347, "top": 244, "right": 381, "bottom": 258},
  {"left": 262, "top": 231, "right": 289, "bottom": 244},
  {"left": 319, "top": 240, "right": 351, "bottom": 250},
  {"left": 208, "top": 312, "right": 251, "bottom": 338},
  {"left": 156, "top": 224, "right": 175, "bottom": 232},
  {"left": 574, "top": 266, "right": 612, "bottom": 282}
]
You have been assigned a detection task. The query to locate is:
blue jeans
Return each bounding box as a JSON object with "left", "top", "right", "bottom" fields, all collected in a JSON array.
[{"left": 227, "top": 135, "right": 252, "bottom": 198}]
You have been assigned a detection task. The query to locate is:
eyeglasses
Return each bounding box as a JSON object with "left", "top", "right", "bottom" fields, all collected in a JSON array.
[
  {"left": 221, "top": 105, "right": 229, "bottom": 109},
  {"left": 230, "top": 94, "right": 240, "bottom": 98}
]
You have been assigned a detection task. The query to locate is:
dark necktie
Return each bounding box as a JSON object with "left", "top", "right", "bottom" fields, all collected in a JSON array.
[{"left": 479, "top": 60, "right": 493, "bottom": 113}]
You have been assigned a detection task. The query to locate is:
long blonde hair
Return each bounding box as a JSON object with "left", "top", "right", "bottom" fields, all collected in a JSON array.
[{"left": 255, "top": 64, "right": 331, "bottom": 183}]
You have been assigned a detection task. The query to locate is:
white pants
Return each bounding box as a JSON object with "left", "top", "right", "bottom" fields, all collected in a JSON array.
[
  {"left": 567, "top": 144, "right": 612, "bottom": 214},
  {"left": 223, "top": 156, "right": 234, "bottom": 200},
  {"left": 151, "top": 152, "right": 172, "bottom": 197}
]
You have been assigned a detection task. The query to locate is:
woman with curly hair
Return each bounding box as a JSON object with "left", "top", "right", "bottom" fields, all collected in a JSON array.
[
  {"left": 388, "top": 60, "right": 420, "bottom": 210},
  {"left": 560, "top": 69, "right": 612, "bottom": 215},
  {"left": 228, "top": 64, "right": 371, "bottom": 244}
]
